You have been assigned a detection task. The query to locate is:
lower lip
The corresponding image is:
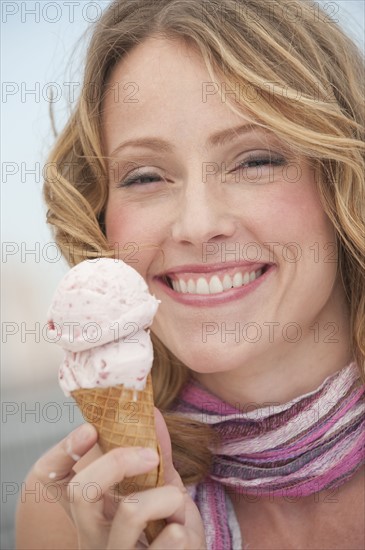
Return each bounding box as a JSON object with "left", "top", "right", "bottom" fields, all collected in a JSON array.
[{"left": 154, "top": 265, "right": 275, "bottom": 307}]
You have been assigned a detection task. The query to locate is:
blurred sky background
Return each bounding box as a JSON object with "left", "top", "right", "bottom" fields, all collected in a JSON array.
[{"left": 1, "top": 0, "right": 365, "bottom": 390}]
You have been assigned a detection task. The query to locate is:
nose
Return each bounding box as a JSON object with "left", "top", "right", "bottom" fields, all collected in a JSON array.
[{"left": 170, "top": 179, "right": 238, "bottom": 246}]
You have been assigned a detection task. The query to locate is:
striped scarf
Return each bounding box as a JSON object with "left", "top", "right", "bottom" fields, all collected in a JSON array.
[{"left": 174, "top": 362, "right": 365, "bottom": 549}]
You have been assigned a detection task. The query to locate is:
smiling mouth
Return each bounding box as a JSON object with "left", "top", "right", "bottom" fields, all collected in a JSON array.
[{"left": 161, "top": 265, "right": 269, "bottom": 296}]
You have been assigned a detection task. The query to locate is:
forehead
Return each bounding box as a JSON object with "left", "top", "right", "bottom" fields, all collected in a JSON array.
[
  {"left": 110, "top": 36, "right": 204, "bottom": 83},
  {"left": 104, "top": 36, "right": 208, "bottom": 103},
  {"left": 101, "top": 36, "right": 255, "bottom": 152}
]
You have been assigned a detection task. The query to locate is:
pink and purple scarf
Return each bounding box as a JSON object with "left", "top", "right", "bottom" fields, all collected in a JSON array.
[{"left": 174, "top": 362, "right": 365, "bottom": 549}]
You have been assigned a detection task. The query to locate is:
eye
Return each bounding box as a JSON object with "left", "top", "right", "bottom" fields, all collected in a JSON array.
[
  {"left": 118, "top": 171, "right": 165, "bottom": 188},
  {"left": 231, "top": 153, "right": 287, "bottom": 183},
  {"left": 235, "top": 154, "right": 286, "bottom": 170}
]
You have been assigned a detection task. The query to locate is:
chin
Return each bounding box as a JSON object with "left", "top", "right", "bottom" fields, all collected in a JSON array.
[{"left": 176, "top": 343, "right": 250, "bottom": 375}]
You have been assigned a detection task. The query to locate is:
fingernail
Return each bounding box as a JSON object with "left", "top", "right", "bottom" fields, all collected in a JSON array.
[
  {"left": 66, "top": 438, "right": 81, "bottom": 461},
  {"left": 137, "top": 447, "right": 159, "bottom": 462},
  {"left": 65, "top": 425, "right": 93, "bottom": 461}
]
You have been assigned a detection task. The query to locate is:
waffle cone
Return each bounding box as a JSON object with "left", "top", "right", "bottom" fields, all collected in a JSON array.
[{"left": 71, "top": 374, "right": 165, "bottom": 543}]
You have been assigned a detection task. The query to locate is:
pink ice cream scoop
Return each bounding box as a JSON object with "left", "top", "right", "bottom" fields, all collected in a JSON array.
[{"left": 47, "top": 258, "right": 160, "bottom": 396}]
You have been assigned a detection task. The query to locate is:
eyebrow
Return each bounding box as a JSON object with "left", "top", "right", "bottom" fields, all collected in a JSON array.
[{"left": 109, "top": 122, "right": 262, "bottom": 157}]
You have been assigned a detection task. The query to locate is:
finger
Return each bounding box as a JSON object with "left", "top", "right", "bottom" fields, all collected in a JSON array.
[
  {"left": 33, "top": 423, "right": 97, "bottom": 513},
  {"left": 154, "top": 408, "right": 187, "bottom": 525},
  {"left": 70, "top": 446, "right": 160, "bottom": 546},
  {"left": 108, "top": 484, "right": 186, "bottom": 550},
  {"left": 149, "top": 521, "right": 207, "bottom": 550},
  {"left": 34, "top": 423, "right": 97, "bottom": 482},
  {"left": 149, "top": 523, "right": 187, "bottom": 550}
]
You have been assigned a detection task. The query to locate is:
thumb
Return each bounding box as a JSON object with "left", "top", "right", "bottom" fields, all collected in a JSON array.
[{"left": 153, "top": 407, "right": 185, "bottom": 490}]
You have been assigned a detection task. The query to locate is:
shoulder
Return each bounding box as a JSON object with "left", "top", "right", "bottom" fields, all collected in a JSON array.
[{"left": 15, "top": 444, "right": 101, "bottom": 550}]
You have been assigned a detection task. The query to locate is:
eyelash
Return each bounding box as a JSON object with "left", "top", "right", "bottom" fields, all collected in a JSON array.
[{"left": 118, "top": 155, "right": 286, "bottom": 187}]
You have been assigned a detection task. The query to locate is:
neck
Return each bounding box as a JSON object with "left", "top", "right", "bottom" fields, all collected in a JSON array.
[
  {"left": 193, "top": 297, "right": 352, "bottom": 411},
  {"left": 229, "top": 464, "right": 365, "bottom": 549}
]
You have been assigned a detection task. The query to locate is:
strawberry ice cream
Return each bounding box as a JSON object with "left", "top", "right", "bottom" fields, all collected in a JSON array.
[{"left": 47, "top": 258, "right": 160, "bottom": 396}]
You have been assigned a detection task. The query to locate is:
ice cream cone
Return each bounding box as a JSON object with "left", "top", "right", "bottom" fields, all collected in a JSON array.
[{"left": 71, "top": 374, "right": 165, "bottom": 543}]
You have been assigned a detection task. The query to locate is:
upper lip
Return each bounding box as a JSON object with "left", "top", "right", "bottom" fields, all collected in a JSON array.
[{"left": 155, "top": 261, "right": 272, "bottom": 278}]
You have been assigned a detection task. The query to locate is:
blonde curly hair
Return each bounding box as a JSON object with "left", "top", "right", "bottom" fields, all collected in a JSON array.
[{"left": 44, "top": 0, "right": 365, "bottom": 484}]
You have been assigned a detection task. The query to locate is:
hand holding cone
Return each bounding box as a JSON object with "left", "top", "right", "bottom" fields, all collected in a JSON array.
[
  {"left": 48, "top": 259, "right": 165, "bottom": 542},
  {"left": 71, "top": 374, "right": 165, "bottom": 543}
]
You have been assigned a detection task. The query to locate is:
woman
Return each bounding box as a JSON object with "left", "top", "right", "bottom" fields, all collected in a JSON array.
[{"left": 16, "top": 0, "right": 364, "bottom": 548}]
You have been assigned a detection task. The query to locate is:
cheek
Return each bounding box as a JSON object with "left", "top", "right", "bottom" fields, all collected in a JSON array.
[
  {"left": 105, "top": 199, "right": 160, "bottom": 245},
  {"left": 260, "top": 184, "right": 338, "bottom": 299},
  {"left": 255, "top": 181, "right": 334, "bottom": 250},
  {"left": 104, "top": 198, "right": 168, "bottom": 276},
  {"left": 105, "top": 202, "right": 134, "bottom": 245}
]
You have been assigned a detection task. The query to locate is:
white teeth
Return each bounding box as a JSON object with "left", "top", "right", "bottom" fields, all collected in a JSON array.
[
  {"left": 170, "top": 268, "right": 264, "bottom": 295},
  {"left": 209, "top": 276, "right": 224, "bottom": 294},
  {"left": 187, "top": 279, "right": 196, "bottom": 293},
  {"left": 222, "top": 274, "right": 233, "bottom": 290},
  {"left": 232, "top": 272, "right": 243, "bottom": 288},
  {"left": 179, "top": 279, "right": 188, "bottom": 293},
  {"left": 172, "top": 280, "right": 180, "bottom": 292},
  {"left": 196, "top": 277, "right": 210, "bottom": 294}
]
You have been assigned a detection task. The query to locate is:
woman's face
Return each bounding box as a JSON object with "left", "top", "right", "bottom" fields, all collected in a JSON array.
[{"left": 103, "top": 36, "right": 345, "bottom": 375}]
